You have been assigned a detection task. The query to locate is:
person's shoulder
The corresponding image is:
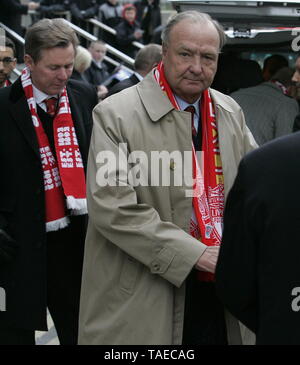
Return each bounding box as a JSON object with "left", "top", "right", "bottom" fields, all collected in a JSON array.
[
  {"left": 210, "top": 87, "right": 243, "bottom": 113},
  {"left": 95, "top": 83, "right": 140, "bottom": 115},
  {"left": 0, "top": 84, "right": 14, "bottom": 106},
  {"left": 67, "top": 79, "right": 96, "bottom": 96},
  {"left": 244, "top": 132, "right": 300, "bottom": 167}
]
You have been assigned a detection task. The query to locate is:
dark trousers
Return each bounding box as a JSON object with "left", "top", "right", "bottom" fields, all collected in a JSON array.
[
  {"left": 182, "top": 270, "right": 228, "bottom": 345},
  {"left": 46, "top": 215, "right": 86, "bottom": 345},
  {"left": 0, "top": 215, "right": 86, "bottom": 345}
]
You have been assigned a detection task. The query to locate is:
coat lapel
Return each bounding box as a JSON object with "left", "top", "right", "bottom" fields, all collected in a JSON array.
[
  {"left": 67, "top": 84, "right": 88, "bottom": 168},
  {"left": 9, "top": 78, "right": 40, "bottom": 159}
]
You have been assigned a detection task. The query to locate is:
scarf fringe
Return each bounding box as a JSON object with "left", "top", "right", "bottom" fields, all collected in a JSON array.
[
  {"left": 66, "top": 196, "right": 87, "bottom": 215},
  {"left": 46, "top": 217, "right": 70, "bottom": 232}
]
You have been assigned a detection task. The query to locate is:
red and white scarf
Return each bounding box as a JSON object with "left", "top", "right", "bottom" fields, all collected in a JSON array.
[
  {"left": 154, "top": 62, "right": 224, "bottom": 281},
  {"left": 21, "top": 67, "right": 87, "bottom": 232}
]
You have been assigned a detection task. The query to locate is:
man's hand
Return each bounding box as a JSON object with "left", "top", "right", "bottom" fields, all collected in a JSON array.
[
  {"left": 0, "top": 230, "right": 18, "bottom": 264},
  {"left": 195, "top": 246, "right": 220, "bottom": 274},
  {"left": 28, "top": 2, "right": 40, "bottom": 11},
  {"left": 97, "top": 85, "right": 108, "bottom": 100},
  {"left": 134, "top": 30, "right": 144, "bottom": 40}
]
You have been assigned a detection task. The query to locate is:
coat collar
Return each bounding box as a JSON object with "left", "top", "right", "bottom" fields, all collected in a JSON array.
[
  {"left": 137, "top": 72, "right": 174, "bottom": 122},
  {"left": 137, "top": 72, "right": 236, "bottom": 122},
  {"left": 8, "top": 77, "right": 86, "bottom": 161}
]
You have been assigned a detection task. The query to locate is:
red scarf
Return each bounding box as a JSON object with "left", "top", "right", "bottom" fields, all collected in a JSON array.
[
  {"left": 154, "top": 62, "right": 224, "bottom": 281},
  {"left": 21, "top": 67, "right": 87, "bottom": 232}
]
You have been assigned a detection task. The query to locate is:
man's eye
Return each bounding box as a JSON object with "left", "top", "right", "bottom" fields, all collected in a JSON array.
[{"left": 180, "top": 53, "right": 189, "bottom": 57}]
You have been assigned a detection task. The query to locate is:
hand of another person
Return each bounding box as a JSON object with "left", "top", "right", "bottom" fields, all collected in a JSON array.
[
  {"left": 0, "top": 230, "right": 18, "bottom": 264},
  {"left": 97, "top": 85, "right": 108, "bottom": 100},
  {"left": 195, "top": 246, "right": 220, "bottom": 274},
  {"left": 134, "top": 30, "right": 144, "bottom": 40},
  {"left": 28, "top": 2, "right": 40, "bottom": 10}
]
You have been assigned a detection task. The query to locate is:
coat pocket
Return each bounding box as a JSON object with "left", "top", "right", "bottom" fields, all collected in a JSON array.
[{"left": 119, "top": 255, "right": 141, "bottom": 294}]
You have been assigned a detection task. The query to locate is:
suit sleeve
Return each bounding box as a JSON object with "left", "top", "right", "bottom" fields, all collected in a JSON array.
[
  {"left": 274, "top": 99, "right": 298, "bottom": 138},
  {"left": 0, "top": 0, "right": 28, "bottom": 14},
  {"left": 215, "top": 159, "right": 258, "bottom": 332},
  {"left": 86, "top": 102, "right": 207, "bottom": 288}
]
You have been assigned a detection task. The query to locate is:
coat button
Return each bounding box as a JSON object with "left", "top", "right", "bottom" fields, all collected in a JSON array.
[
  {"left": 152, "top": 262, "right": 160, "bottom": 272},
  {"left": 170, "top": 160, "right": 175, "bottom": 170}
]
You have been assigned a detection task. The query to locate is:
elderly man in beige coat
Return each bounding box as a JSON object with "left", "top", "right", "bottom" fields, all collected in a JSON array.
[{"left": 78, "top": 11, "right": 257, "bottom": 345}]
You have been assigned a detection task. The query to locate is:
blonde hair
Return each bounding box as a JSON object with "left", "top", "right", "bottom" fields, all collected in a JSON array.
[{"left": 74, "top": 46, "right": 92, "bottom": 73}]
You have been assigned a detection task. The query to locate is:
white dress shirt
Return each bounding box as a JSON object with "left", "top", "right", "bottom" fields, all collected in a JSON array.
[
  {"left": 32, "top": 85, "right": 58, "bottom": 112},
  {"left": 175, "top": 94, "right": 201, "bottom": 133}
]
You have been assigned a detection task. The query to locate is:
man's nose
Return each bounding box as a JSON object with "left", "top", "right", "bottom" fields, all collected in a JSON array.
[
  {"left": 0, "top": 61, "right": 4, "bottom": 71},
  {"left": 190, "top": 57, "right": 203, "bottom": 74},
  {"left": 57, "top": 67, "right": 69, "bottom": 81}
]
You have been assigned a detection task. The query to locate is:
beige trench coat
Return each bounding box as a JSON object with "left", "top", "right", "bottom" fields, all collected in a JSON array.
[{"left": 78, "top": 73, "right": 258, "bottom": 345}]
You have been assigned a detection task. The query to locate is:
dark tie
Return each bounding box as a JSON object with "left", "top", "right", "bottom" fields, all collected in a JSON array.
[
  {"left": 184, "top": 105, "right": 197, "bottom": 137},
  {"left": 44, "top": 97, "right": 57, "bottom": 117}
]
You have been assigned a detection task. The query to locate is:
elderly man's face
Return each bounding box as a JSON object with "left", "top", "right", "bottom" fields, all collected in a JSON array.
[
  {"left": 0, "top": 47, "right": 16, "bottom": 87},
  {"left": 162, "top": 20, "right": 219, "bottom": 103}
]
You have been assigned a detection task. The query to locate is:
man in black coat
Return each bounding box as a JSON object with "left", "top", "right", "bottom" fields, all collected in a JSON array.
[
  {"left": 106, "top": 43, "right": 161, "bottom": 97},
  {"left": 216, "top": 133, "right": 300, "bottom": 345},
  {"left": 0, "top": 18, "right": 98, "bottom": 345},
  {"left": 38, "top": 0, "right": 70, "bottom": 19},
  {"left": 70, "top": 0, "right": 100, "bottom": 46},
  {"left": 115, "top": 4, "right": 143, "bottom": 59},
  {"left": 84, "top": 40, "right": 109, "bottom": 99},
  {"left": 135, "top": 0, "right": 161, "bottom": 44},
  {"left": 0, "top": 0, "right": 40, "bottom": 62}
]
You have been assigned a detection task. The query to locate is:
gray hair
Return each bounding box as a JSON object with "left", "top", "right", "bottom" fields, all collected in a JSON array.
[
  {"left": 74, "top": 46, "right": 92, "bottom": 73},
  {"left": 25, "top": 18, "right": 79, "bottom": 62},
  {"left": 134, "top": 44, "right": 162, "bottom": 72},
  {"left": 161, "top": 11, "right": 226, "bottom": 51}
]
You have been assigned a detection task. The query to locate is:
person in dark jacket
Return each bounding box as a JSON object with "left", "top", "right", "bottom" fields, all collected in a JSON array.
[
  {"left": 70, "top": 0, "right": 99, "bottom": 46},
  {"left": 98, "top": 0, "right": 123, "bottom": 47},
  {"left": 84, "top": 40, "right": 109, "bottom": 99},
  {"left": 216, "top": 132, "right": 300, "bottom": 345},
  {"left": 0, "top": 37, "right": 16, "bottom": 88},
  {"left": 0, "top": 0, "right": 40, "bottom": 61},
  {"left": 135, "top": 0, "right": 161, "bottom": 44},
  {"left": 37, "top": 0, "right": 70, "bottom": 19},
  {"left": 106, "top": 43, "right": 161, "bottom": 97},
  {"left": 291, "top": 54, "right": 300, "bottom": 132},
  {"left": 115, "top": 4, "right": 143, "bottom": 58},
  {"left": 0, "top": 18, "right": 97, "bottom": 345}
]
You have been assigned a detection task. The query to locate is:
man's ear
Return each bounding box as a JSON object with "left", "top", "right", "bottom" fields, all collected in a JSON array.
[
  {"left": 24, "top": 54, "right": 34, "bottom": 70},
  {"left": 11, "top": 58, "right": 17, "bottom": 70},
  {"left": 162, "top": 44, "right": 168, "bottom": 57}
]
